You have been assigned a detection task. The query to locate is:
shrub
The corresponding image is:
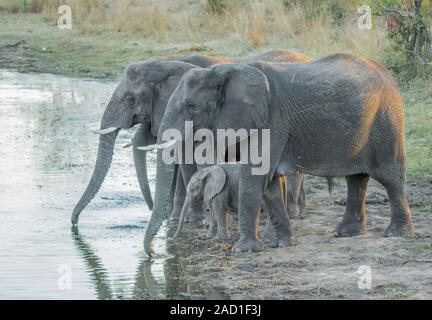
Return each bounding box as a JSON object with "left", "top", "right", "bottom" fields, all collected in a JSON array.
[
  {"left": 373, "top": 0, "right": 432, "bottom": 79},
  {"left": 206, "top": 0, "right": 229, "bottom": 15}
]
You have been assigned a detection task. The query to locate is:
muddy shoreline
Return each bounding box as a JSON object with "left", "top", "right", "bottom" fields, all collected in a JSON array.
[{"left": 168, "top": 178, "right": 432, "bottom": 299}]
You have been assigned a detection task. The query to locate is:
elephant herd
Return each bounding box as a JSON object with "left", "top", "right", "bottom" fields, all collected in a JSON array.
[{"left": 72, "top": 50, "right": 415, "bottom": 256}]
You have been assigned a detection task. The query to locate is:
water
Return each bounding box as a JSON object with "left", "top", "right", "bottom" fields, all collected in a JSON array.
[{"left": 0, "top": 70, "right": 223, "bottom": 299}]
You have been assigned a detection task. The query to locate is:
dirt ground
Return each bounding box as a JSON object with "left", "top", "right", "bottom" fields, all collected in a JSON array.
[{"left": 169, "top": 177, "right": 432, "bottom": 300}]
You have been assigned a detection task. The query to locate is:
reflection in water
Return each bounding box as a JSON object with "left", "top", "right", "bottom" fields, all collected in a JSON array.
[
  {"left": 71, "top": 227, "right": 113, "bottom": 300},
  {"left": 72, "top": 226, "right": 229, "bottom": 299},
  {"left": 0, "top": 70, "right": 228, "bottom": 299}
]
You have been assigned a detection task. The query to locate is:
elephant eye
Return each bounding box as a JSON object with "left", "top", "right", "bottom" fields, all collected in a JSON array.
[{"left": 127, "top": 95, "right": 135, "bottom": 105}]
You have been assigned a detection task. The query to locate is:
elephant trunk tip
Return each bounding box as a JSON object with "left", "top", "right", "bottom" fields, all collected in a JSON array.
[
  {"left": 71, "top": 208, "right": 81, "bottom": 225},
  {"left": 143, "top": 231, "right": 156, "bottom": 257},
  {"left": 144, "top": 243, "right": 155, "bottom": 257}
]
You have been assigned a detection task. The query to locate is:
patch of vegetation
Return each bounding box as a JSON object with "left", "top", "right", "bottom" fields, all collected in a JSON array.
[
  {"left": 206, "top": 0, "right": 229, "bottom": 15},
  {"left": 404, "top": 242, "right": 432, "bottom": 253},
  {"left": 371, "top": 0, "right": 432, "bottom": 80},
  {"left": 420, "top": 205, "right": 432, "bottom": 215},
  {"left": 403, "top": 79, "right": 432, "bottom": 183}
]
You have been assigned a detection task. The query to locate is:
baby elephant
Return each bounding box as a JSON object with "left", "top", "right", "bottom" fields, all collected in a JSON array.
[
  {"left": 172, "top": 164, "right": 292, "bottom": 247},
  {"left": 173, "top": 165, "right": 239, "bottom": 242}
]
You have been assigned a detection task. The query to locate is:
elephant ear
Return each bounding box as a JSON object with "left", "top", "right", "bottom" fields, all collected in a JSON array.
[
  {"left": 147, "top": 61, "right": 197, "bottom": 136},
  {"left": 203, "top": 166, "right": 227, "bottom": 201},
  {"left": 213, "top": 64, "right": 271, "bottom": 132}
]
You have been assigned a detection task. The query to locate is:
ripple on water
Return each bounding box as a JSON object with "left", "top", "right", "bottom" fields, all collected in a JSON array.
[{"left": 0, "top": 70, "right": 213, "bottom": 299}]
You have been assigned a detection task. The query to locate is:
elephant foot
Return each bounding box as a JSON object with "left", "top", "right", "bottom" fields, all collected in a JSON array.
[
  {"left": 232, "top": 238, "right": 263, "bottom": 253},
  {"left": 269, "top": 239, "right": 290, "bottom": 248},
  {"left": 169, "top": 206, "right": 182, "bottom": 221},
  {"left": 186, "top": 207, "right": 205, "bottom": 222},
  {"left": 269, "top": 234, "right": 292, "bottom": 248},
  {"left": 334, "top": 221, "right": 367, "bottom": 237},
  {"left": 287, "top": 204, "right": 300, "bottom": 219},
  {"left": 384, "top": 222, "right": 415, "bottom": 237}
]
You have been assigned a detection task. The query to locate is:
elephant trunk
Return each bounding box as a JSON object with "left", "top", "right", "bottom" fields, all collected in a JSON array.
[
  {"left": 143, "top": 107, "right": 182, "bottom": 256},
  {"left": 172, "top": 196, "right": 191, "bottom": 240},
  {"left": 71, "top": 130, "right": 119, "bottom": 225},
  {"left": 133, "top": 126, "right": 154, "bottom": 210},
  {"left": 143, "top": 152, "right": 176, "bottom": 256}
]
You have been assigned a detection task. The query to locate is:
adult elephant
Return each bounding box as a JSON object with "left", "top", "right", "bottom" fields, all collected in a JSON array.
[
  {"left": 145, "top": 53, "right": 415, "bottom": 255},
  {"left": 71, "top": 51, "right": 310, "bottom": 225}
]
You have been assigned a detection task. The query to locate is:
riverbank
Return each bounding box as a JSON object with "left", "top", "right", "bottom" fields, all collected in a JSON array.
[
  {"left": 0, "top": 11, "right": 256, "bottom": 80},
  {"left": 171, "top": 177, "right": 432, "bottom": 299},
  {"left": 1, "top": 9, "right": 431, "bottom": 300}
]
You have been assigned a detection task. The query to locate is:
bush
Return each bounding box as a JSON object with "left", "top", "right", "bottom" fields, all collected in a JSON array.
[
  {"left": 373, "top": 0, "right": 432, "bottom": 79},
  {"left": 206, "top": 0, "right": 229, "bottom": 15}
]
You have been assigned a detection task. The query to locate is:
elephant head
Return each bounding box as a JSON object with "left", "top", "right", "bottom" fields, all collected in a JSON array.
[
  {"left": 144, "top": 63, "right": 271, "bottom": 255},
  {"left": 72, "top": 61, "right": 196, "bottom": 225},
  {"left": 172, "top": 166, "right": 226, "bottom": 239}
]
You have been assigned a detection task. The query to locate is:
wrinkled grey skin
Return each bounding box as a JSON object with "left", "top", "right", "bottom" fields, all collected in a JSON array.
[
  {"left": 71, "top": 54, "right": 236, "bottom": 225},
  {"left": 173, "top": 164, "right": 291, "bottom": 247},
  {"left": 71, "top": 59, "right": 199, "bottom": 225},
  {"left": 173, "top": 165, "right": 234, "bottom": 242},
  {"left": 147, "top": 53, "right": 415, "bottom": 255},
  {"left": 72, "top": 51, "right": 310, "bottom": 225}
]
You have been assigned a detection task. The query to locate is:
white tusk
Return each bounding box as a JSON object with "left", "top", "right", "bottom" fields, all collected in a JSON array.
[
  {"left": 90, "top": 127, "right": 119, "bottom": 135},
  {"left": 122, "top": 142, "right": 133, "bottom": 148},
  {"left": 137, "top": 139, "right": 177, "bottom": 151}
]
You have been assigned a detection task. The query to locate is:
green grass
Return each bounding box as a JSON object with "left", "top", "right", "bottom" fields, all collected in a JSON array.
[
  {"left": 420, "top": 205, "right": 432, "bottom": 215},
  {"left": 404, "top": 242, "right": 432, "bottom": 253},
  {"left": 0, "top": 12, "right": 250, "bottom": 80},
  {"left": 402, "top": 80, "right": 432, "bottom": 184}
]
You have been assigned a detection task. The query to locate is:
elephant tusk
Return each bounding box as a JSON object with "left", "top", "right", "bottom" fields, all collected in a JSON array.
[
  {"left": 90, "top": 127, "right": 119, "bottom": 135},
  {"left": 122, "top": 142, "right": 133, "bottom": 148},
  {"left": 136, "top": 139, "right": 177, "bottom": 151}
]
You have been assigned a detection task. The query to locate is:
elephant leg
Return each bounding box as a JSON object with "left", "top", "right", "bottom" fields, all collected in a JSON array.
[
  {"left": 262, "top": 206, "right": 275, "bottom": 240},
  {"left": 298, "top": 176, "right": 306, "bottom": 214},
  {"left": 170, "top": 169, "right": 186, "bottom": 221},
  {"left": 181, "top": 164, "right": 205, "bottom": 222},
  {"left": 207, "top": 215, "right": 217, "bottom": 238},
  {"left": 263, "top": 176, "right": 292, "bottom": 247},
  {"left": 232, "top": 170, "right": 266, "bottom": 253},
  {"left": 373, "top": 170, "right": 415, "bottom": 237},
  {"left": 212, "top": 199, "right": 231, "bottom": 242},
  {"left": 286, "top": 172, "right": 305, "bottom": 218},
  {"left": 335, "top": 174, "right": 369, "bottom": 237}
]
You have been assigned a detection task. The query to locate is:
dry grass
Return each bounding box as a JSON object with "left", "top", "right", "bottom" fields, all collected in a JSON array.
[{"left": 0, "top": 0, "right": 388, "bottom": 60}]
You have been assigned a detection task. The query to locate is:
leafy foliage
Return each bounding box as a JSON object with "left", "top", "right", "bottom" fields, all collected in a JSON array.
[
  {"left": 373, "top": 0, "right": 432, "bottom": 79},
  {"left": 206, "top": 0, "right": 229, "bottom": 15}
]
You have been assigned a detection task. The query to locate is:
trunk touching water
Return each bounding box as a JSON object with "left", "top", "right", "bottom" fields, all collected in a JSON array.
[
  {"left": 143, "top": 151, "right": 176, "bottom": 256},
  {"left": 132, "top": 125, "right": 155, "bottom": 210},
  {"left": 143, "top": 110, "right": 183, "bottom": 256},
  {"left": 71, "top": 131, "right": 119, "bottom": 225}
]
